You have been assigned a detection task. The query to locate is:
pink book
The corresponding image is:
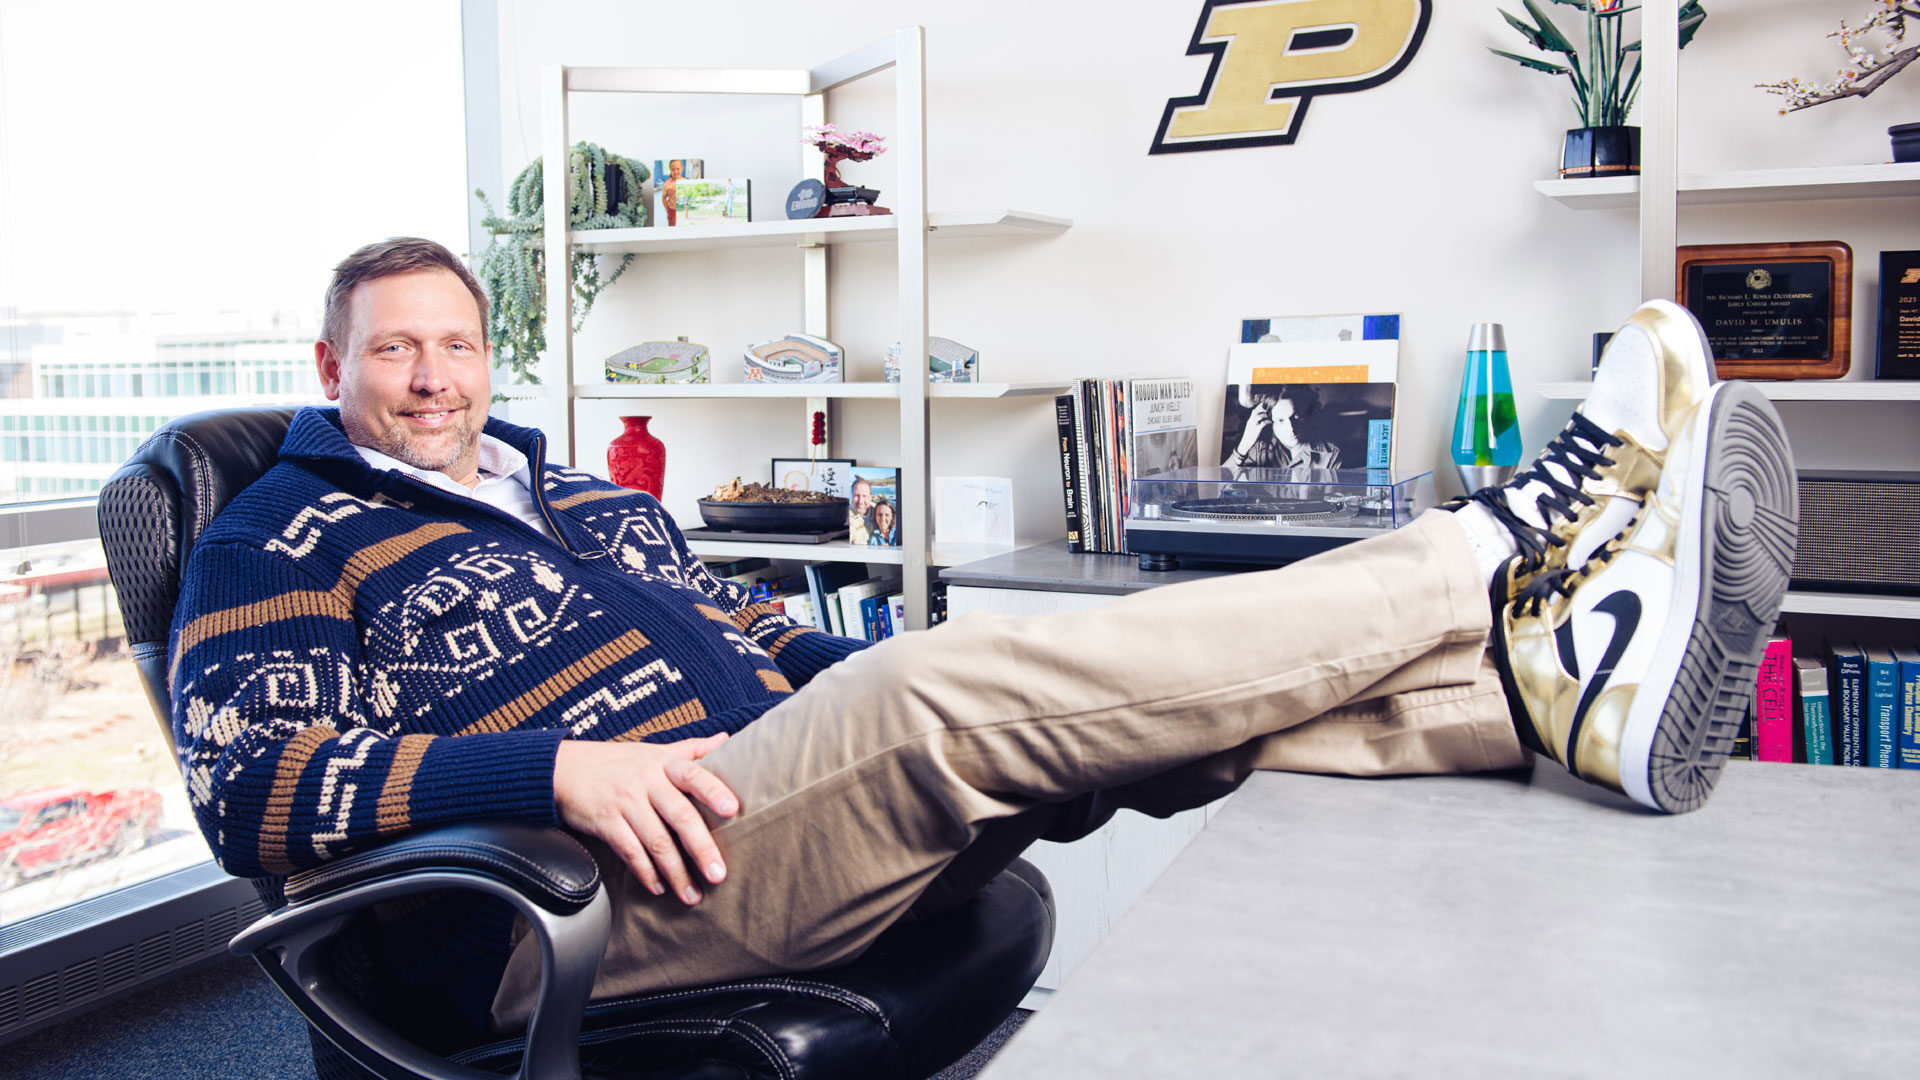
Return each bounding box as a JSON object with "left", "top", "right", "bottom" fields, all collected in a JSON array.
[{"left": 1754, "top": 636, "right": 1795, "bottom": 763}]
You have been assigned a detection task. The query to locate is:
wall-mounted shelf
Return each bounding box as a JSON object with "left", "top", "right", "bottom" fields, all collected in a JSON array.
[
  {"left": 573, "top": 381, "right": 1070, "bottom": 401},
  {"left": 1780, "top": 591, "right": 1920, "bottom": 620},
  {"left": 1535, "top": 162, "right": 1920, "bottom": 210},
  {"left": 573, "top": 209, "right": 1071, "bottom": 255},
  {"left": 685, "top": 535, "right": 1056, "bottom": 568},
  {"left": 1534, "top": 380, "right": 1920, "bottom": 402}
]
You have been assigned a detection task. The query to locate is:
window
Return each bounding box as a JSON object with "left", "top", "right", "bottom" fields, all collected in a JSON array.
[{"left": 1, "top": 0, "right": 471, "bottom": 930}]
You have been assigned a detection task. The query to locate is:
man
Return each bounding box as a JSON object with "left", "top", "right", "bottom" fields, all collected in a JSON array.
[
  {"left": 847, "top": 475, "right": 874, "bottom": 544},
  {"left": 168, "top": 238, "right": 1795, "bottom": 1036}
]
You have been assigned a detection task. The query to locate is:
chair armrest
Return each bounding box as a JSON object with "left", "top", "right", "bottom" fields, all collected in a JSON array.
[
  {"left": 282, "top": 821, "right": 601, "bottom": 914},
  {"left": 230, "top": 822, "right": 609, "bottom": 1080}
]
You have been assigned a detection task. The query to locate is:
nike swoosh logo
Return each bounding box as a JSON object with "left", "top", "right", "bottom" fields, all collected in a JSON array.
[{"left": 1565, "top": 590, "right": 1642, "bottom": 773}]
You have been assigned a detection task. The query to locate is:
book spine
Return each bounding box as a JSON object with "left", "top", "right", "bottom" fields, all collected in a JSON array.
[
  {"left": 1754, "top": 638, "right": 1793, "bottom": 763},
  {"left": 1732, "top": 701, "right": 1754, "bottom": 761},
  {"left": 1802, "top": 694, "right": 1834, "bottom": 766},
  {"left": 1868, "top": 658, "right": 1899, "bottom": 768},
  {"left": 1902, "top": 661, "right": 1920, "bottom": 769},
  {"left": 1834, "top": 653, "right": 1866, "bottom": 766},
  {"left": 1054, "top": 394, "right": 1083, "bottom": 553},
  {"left": 1075, "top": 380, "right": 1101, "bottom": 553}
]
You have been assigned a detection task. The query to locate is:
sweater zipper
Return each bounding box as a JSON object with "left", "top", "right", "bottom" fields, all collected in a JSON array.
[{"left": 525, "top": 433, "right": 590, "bottom": 559}]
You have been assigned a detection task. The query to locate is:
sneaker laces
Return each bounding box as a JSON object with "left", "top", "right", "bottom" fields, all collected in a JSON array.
[
  {"left": 1510, "top": 502, "right": 1638, "bottom": 617},
  {"left": 1458, "top": 412, "right": 1624, "bottom": 576}
]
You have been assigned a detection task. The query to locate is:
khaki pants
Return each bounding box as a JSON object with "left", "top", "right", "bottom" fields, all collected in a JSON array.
[{"left": 492, "top": 510, "right": 1527, "bottom": 1027}]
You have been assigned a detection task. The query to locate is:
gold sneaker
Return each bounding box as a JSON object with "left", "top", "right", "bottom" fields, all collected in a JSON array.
[
  {"left": 1490, "top": 381, "right": 1797, "bottom": 813},
  {"left": 1456, "top": 300, "right": 1716, "bottom": 599}
]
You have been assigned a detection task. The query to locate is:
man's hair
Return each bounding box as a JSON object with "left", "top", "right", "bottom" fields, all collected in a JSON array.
[{"left": 321, "top": 237, "right": 489, "bottom": 349}]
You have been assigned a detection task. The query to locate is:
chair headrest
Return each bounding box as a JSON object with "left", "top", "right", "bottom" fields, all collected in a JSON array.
[{"left": 97, "top": 406, "right": 299, "bottom": 652}]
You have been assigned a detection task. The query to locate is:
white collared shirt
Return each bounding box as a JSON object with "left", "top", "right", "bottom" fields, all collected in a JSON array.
[{"left": 353, "top": 435, "right": 558, "bottom": 542}]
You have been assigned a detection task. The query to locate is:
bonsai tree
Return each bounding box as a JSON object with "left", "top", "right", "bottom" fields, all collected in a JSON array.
[
  {"left": 1758, "top": 1, "right": 1918, "bottom": 112},
  {"left": 802, "top": 123, "right": 887, "bottom": 189},
  {"left": 474, "top": 142, "right": 649, "bottom": 386},
  {"left": 1492, "top": 0, "right": 1709, "bottom": 128}
]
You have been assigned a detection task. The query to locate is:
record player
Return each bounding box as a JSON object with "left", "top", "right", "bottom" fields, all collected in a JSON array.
[{"left": 1125, "top": 466, "right": 1435, "bottom": 571}]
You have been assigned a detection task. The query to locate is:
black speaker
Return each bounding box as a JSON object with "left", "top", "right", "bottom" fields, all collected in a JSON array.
[{"left": 1791, "top": 470, "right": 1920, "bottom": 595}]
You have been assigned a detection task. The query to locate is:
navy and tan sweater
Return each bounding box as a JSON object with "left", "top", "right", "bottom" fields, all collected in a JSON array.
[{"left": 171, "top": 406, "right": 868, "bottom": 881}]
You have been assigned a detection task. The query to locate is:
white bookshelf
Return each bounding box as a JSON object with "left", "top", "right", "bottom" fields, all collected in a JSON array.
[
  {"left": 573, "top": 208, "right": 1070, "bottom": 255},
  {"left": 539, "top": 31, "right": 1072, "bottom": 630},
  {"left": 1534, "top": 162, "right": 1920, "bottom": 210}
]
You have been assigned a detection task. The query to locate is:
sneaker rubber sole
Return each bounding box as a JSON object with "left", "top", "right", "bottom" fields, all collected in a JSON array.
[{"left": 1617, "top": 381, "right": 1799, "bottom": 813}]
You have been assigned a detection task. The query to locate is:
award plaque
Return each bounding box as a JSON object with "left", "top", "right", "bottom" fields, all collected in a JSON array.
[
  {"left": 1676, "top": 241, "right": 1852, "bottom": 379},
  {"left": 1877, "top": 249, "right": 1920, "bottom": 380}
]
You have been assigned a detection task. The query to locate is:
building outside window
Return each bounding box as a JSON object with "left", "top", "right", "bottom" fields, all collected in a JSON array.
[{"left": 0, "top": 0, "right": 471, "bottom": 931}]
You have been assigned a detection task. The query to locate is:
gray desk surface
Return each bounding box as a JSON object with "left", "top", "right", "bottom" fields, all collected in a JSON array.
[
  {"left": 940, "top": 539, "right": 1231, "bottom": 595},
  {"left": 982, "top": 760, "right": 1920, "bottom": 1078}
]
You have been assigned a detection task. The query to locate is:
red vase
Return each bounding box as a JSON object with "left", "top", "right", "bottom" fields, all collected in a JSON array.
[{"left": 607, "top": 415, "right": 666, "bottom": 498}]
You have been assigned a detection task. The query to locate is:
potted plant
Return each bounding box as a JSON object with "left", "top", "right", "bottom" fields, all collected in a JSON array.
[
  {"left": 1757, "top": 1, "right": 1919, "bottom": 162},
  {"left": 473, "top": 142, "right": 650, "bottom": 386},
  {"left": 801, "top": 124, "right": 890, "bottom": 216},
  {"left": 1491, "top": 0, "right": 1709, "bottom": 178}
]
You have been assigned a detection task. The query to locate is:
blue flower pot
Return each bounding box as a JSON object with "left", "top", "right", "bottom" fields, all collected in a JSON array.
[{"left": 1561, "top": 126, "right": 1641, "bottom": 179}]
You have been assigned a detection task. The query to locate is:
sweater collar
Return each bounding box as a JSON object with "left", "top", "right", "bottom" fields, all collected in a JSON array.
[{"left": 281, "top": 406, "right": 547, "bottom": 471}]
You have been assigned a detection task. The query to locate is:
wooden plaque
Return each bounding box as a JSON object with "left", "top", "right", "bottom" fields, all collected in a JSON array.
[{"left": 1676, "top": 242, "right": 1851, "bottom": 379}]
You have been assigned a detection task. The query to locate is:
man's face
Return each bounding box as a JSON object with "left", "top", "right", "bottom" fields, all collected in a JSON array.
[
  {"left": 317, "top": 269, "right": 491, "bottom": 485},
  {"left": 850, "top": 480, "right": 872, "bottom": 513}
]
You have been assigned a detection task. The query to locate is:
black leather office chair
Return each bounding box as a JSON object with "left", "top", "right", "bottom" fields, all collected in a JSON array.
[{"left": 97, "top": 407, "right": 1055, "bottom": 1080}]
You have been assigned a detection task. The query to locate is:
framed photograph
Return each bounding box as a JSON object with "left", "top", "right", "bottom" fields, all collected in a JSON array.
[
  {"left": 848, "top": 466, "right": 901, "bottom": 547},
  {"left": 1676, "top": 241, "right": 1852, "bottom": 379},
  {"left": 771, "top": 457, "right": 856, "bottom": 498}
]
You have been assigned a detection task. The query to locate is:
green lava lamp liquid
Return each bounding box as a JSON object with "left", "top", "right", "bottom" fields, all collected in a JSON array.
[{"left": 1452, "top": 324, "right": 1521, "bottom": 469}]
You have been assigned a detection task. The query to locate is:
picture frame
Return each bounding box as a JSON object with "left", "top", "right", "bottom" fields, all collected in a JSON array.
[
  {"left": 771, "top": 457, "right": 856, "bottom": 498},
  {"left": 848, "top": 466, "right": 901, "bottom": 547},
  {"left": 1676, "top": 241, "right": 1852, "bottom": 379}
]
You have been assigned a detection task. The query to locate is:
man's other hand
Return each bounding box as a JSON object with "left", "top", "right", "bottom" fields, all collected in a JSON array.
[{"left": 552, "top": 735, "right": 739, "bottom": 905}]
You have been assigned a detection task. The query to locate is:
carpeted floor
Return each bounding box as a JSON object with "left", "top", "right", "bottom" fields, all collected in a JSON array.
[{"left": 5, "top": 954, "right": 1029, "bottom": 1079}]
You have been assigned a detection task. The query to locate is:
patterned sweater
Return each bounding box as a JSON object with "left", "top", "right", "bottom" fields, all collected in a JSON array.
[{"left": 170, "top": 407, "right": 869, "bottom": 880}]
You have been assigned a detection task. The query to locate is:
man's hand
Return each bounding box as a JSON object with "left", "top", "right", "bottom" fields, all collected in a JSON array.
[
  {"left": 1232, "top": 399, "right": 1273, "bottom": 459},
  {"left": 552, "top": 735, "right": 739, "bottom": 905}
]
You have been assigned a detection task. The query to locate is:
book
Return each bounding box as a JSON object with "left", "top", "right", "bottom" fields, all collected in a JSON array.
[
  {"left": 1895, "top": 645, "right": 1920, "bottom": 769},
  {"left": 833, "top": 576, "right": 903, "bottom": 643},
  {"left": 1865, "top": 646, "right": 1901, "bottom": 768},
  {"left": 1754, "top": 637, "right": 1794, "bottom": 763},
  {"left": 804, "top": 563, "right": 871, "bottom": 639},
  {"left": 1054, "top": 394, "right": 1083, "bottom": 552},
  {"left": 1830, "top": 641, "right": 1867, "bottom": 766},
  {"left": 1794, "top": 656, "right": 1835, "bottom": 766},
  {"left": 1732, "top": 700, "right": 1754, "bottom": 761},
  {"left": 887, "top": 592, "right": 905, "bottom": 638},
  {"left": 780, "top": 590, "right": 819, "bottom": 631}
]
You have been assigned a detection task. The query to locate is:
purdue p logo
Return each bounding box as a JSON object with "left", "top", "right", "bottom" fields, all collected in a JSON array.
[{"left": 1151, "top": 0, "right": 1432, "bottom": 155}]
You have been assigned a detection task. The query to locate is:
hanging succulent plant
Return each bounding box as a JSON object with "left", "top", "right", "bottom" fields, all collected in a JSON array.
[{"left": 474, "top": 142, "right": 650, "bottom": 386}]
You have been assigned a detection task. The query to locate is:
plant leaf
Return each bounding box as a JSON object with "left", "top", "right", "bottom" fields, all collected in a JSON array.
[
  {"left": 1490, "top": 46, "right": 1572, "bottom": 75},
  {"left": 1498, "top": 8, "right": 1556, "bottom": 53},
  {"left": 1520, "top": 0, "right": 1577, "bottom": 54}
]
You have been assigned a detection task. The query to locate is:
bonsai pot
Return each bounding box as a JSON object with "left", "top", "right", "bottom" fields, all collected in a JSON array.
[
  {"left": 1891, "top": 123, "right": 1920, "bottom": 164},
  {"left": 1561, "top": 126, "right": 1641, "bottom": 179},
  {"left": 696, "top": 497, "right": 849, "bottom": 534}
]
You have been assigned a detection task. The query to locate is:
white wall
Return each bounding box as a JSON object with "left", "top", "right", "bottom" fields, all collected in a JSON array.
[{"left": 487, "top": 0, "right": 1920, "bottom": 531}]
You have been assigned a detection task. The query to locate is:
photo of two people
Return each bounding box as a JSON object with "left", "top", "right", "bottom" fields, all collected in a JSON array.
[{"left": 847, "top": 466, "right": 901, "bottom": 546}]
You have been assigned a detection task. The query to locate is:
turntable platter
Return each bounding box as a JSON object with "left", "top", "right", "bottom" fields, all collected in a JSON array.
[{"left": 1167, "top": 497, "right": 1342, "bottom": 523}]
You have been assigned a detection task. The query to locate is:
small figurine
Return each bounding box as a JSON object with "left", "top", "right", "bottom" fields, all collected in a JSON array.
[{"left": 884, "top": 337, "right": 978, "bottom": 383}]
